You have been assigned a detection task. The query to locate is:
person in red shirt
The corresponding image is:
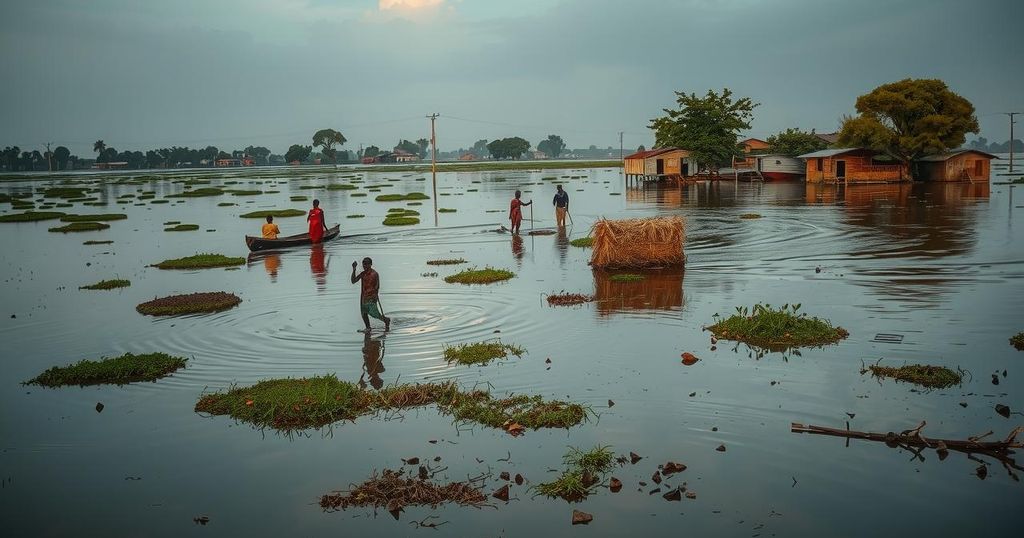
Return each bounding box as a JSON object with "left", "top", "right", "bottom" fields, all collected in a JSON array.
[
  {"left": 508, "top": 190, "right": 532, "bottom": 234},
  {"left": 307, "top": 199, "right": 328, "bottom": 243},
  {"left": 351, "top": 257, "right": 390, "bottom": 332}
]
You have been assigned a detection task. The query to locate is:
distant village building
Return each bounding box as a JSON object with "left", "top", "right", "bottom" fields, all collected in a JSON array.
[
  {"left": 814, "top": 132, "right": 840, "bottom": 145},
  {"left": 798, "top": 148, "right": 907, "bottom": 184},
  {"left": 916, "top": 150, "right": 996, "bottom": 182},
  {"left": 530, "top": 150, "right": 548, "bottom": 160},
  {"left": 92, "top": 161, "right": 128, "bottom": 170},
  {"left": 623, "top": 147, "right": 697, "bottom": 180},
  {"left": 458, "top": 153, "right": 477, "bottom": 161},
  {"left": 215, "top": 157, "right": 253, "bottom": 167},
  {"left": 739, "top": 138, "right": 769, "bottom": 154}
]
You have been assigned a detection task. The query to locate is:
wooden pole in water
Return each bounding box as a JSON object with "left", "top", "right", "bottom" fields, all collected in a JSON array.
[
  {"left": 1005, "top": 112, "right": 1019, "bottom": 174},
  {"left": 428, "top": 113, "right": 439, "bottom": 226}
]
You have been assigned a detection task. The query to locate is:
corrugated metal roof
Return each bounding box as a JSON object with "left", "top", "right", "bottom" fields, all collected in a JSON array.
[
  {"left": 796, "top": 148, "right": 865, "bottom": 159},
  {"left": 624, "top": 147, "right": 678, "bottom": 160},
  {"left": 917, "top": 149, "right": 999, "bottom": 161}
]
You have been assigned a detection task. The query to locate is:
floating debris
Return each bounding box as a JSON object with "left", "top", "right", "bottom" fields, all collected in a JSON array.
[
  {"left": 136, "top": 292, "right": 241, "bottom": 316},
  {"left": 153, "top": 253, "right": 245, "bottom": 270}
]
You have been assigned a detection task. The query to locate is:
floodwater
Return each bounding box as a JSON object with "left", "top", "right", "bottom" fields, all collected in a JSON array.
[{"left": 1, "top": 162, "right": 1022, "bottom": 536}]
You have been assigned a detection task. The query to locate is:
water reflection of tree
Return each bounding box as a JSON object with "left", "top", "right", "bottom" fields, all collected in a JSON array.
[{"left": 592, "top": 268, "right": 684, "bottom": 316}]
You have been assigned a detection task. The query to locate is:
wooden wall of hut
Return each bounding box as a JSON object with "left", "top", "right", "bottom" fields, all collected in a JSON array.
[
  {"left": 593, "top": 268, "right": 684, "bottom": 316},
  {"left": 917, "top": 154, "right": 992, "bottom": 182},
  {"left": 804, "top": 150, "right": 907, "bottom": 184}
]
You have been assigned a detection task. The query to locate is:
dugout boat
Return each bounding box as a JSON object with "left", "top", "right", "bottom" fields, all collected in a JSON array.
[{"left": 245, "top": 224, "right": 340, "bottom": 252}]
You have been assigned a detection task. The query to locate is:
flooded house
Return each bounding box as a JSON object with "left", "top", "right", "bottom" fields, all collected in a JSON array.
[
  {"left": 798, "top": 148, "right": 908, "bottom": 184},
  {"left": 623, "top": 147, "right": 697, "bottom": 181},
  {"left": 915, "top": 150, "right": 996, "bottom": 181},
  {"left": 739, "top": 137, "right": 770, "bottom": 154}
]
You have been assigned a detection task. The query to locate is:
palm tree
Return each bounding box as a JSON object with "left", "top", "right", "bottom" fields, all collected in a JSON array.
[{"left": 93, "top": 140, "right": 106, "bottom": 155}]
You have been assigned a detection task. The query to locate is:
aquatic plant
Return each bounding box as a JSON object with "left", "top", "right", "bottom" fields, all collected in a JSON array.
[
  {"left": 739, "top": 213, "right": 762, "bottom": 219},
  {"left": 866, "top": 363, "right": 962, "bottom": 389},
  {"left": 350, "top": 193, "right": 367, "bottom": 197},
  {"left": 533, "top": 446, "right": 616, "bottom": 502},
  {"left": 153, "top": 253, "right": 245, "bottom": 270},
  {"left": 609, "top": 274, "right": 644, "bottom": 282},
  {"left": 320, "top": 469, "right": 487, "bottom": 513},
  {"left": 426, "top": 258, "right": 466, "bottom": 265},
  {"left": 443, "top": 341, "right": 525, "bottom": 366},
  {"left": 346, "top": 214, "right": 365, "bottom": 218},
  {"left": 546, "top": 293, "right": 593, "bottom": 306},
  {"left": 239, "top": 209, "right": 305, "bottom": 218},
  {"left": 164, "top": 224, "right": 200, "bottom": 232},
  {"left": 375, "top": 192, "right": 430, "bottom": 202},
  {"left": 439, "top": 208, "right": 457, "bottom": 213},
  {"left": 382, "top": 216, "right": 420, "bottom": 226},
  {"left": 83, "top": 240, "right": 113, "bottom": 245},
  {"left": 136, "top": 291, "right": 241, "bottom": 316},
  {"left": 326, "top": 183, "right": 358, "bottom": 190},
  {"left": 80, "top": 279, "right": 130, "bottom": 290},
  {"left": 707, "top": 303, "right": 849, "bottom": 350},
  {"left": 41, "top": 187, "right": 88, "bottom": 199},
  {"left": 0, "top": 211, "right": 66, "bottom": 223},
  {"left": 26, "top": 352, "right": 187, "bottom": 387},
  {"left": 444, "top": 267, "right": 514, "bottom": 284},
  {"left": 167, "top": 187, "right": 225, "bottom": 198},
  {"left": 1011, "top": 332, "right": 1024, "bottom": 351},
  {"left": 569, "top": 236, "right": 594, "bottom": 248},
  {"left": 227, "top": 189, "right": 263, "bottom": 196},
  {"left": 217, "top": 202, "right": 236, "bottom": 207},
  {"left": 48, "top": 222, "right": 110, "bottom": 233}
]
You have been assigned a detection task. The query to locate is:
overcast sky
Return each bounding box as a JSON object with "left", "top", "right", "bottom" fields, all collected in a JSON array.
[{"left": 1, "top": 0, "right": 1020, "bottom": 157}]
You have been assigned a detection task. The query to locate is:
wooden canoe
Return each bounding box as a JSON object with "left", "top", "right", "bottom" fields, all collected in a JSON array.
[{"left": 245, "top": 224, "right": 340, "bottom": 252}]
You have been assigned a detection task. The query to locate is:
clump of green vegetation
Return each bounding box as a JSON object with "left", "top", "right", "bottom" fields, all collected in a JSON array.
[
  {"left": 439, "top": 208, "right": 457, "bottom": 213},
  {"left": 83, "top": 240, "right": 113, "bottom": 245},
  {"left": 351, "top": 193, "right": 367, "bottom": 197},
  {"left": 217, "top": 202, "right": 236, "bottom": 207},
  {"left": 444, "top": 267, "right": 514, "bottom": 284},
  {"left": 569, "top": 237, "right": 594, "bottom": 248},
  {"left": 443, "top": 341, "right": 525, "bottom": 366},
  {"left": 41, "top": 187, "right": 88, "bottom": 199},
  {"left": 167, "top": 187, "right": 225, "bottom": 198},
  {"left": 48, "top": 222, "right": 110, "bottom": 233},
  {"left": 533, "top": 446, "right": 616, "bottom": 502},
  {"left": 375, "top": 192, "right": 430, "bottom": 202},
  {"left": 326, "top": 183, "right": 357, "bottom": 190},
  {"left": 164, "top": 224, "right": 200, "bottom": 232},
  {"left": 153, "top": 253, "right": 245, "bottom": 270},
  {"left": 150, "top": 200, "right": 169, "bottom": 204},
  {"left": 239, "top": 209, "right": 305, "bottom": 218},
  {"left": 866, "top": 363, "right": 962, "bottom": 389},
  {"left": 407, "top": 201, "right": 423, "bottom": 206},
  {"left": 1010, "top": 332, "right": 1024, "bottom": 351},
  {"left": 137, "top": 291, "right": 241, "bottom": 316},
  {"left": 80, "top": 279, "right": 130, "bottom": 290},
  {"left": 609, "top": 273, "right": 644, "bottom": 282},
  {"left": 228, "top": 189, "right": 263, "bottom": 196},
  {"left": 0, "top": 211, "right": 66, "bottom": 223},
  {"left": 388, "top": 208, "right": 420, "bottom": 216},
  {"left": 347, "top": 214, "right": 365, "bottom": 218},
  {"left": 290, "top": 195, "right": 309, "bottom": 202},
  {"left": 194, "top": 375, "right": 590, "bottom": 433},
  {"left": 383, "top": 216, "right": 420, "bottom": 226},
  {"left": 427, "top": 258, "right": 466, "bottom": 265},
  {"left": 708, "top": 303, "right": 849, "bottom": 350},
  {"left": 739, "top": 213, "right": 762, "bottom": 219},
  {"left": 26, "top": 352, "right": 187, "bottom": 387},
  {"left": 163, "top": 221, "right": 180, "bottom": 225}
]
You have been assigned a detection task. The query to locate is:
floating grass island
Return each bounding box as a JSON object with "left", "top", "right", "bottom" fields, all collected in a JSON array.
[
  {"left": 80, "top": 279, "right": 130, "bottom": 290},
  {"left": 48, "top": 222, "right": 110, "bottom": 233},
  {"left": 194, "top": 375, "right": 589, "bottom": 433},
  {"left": 83, "top": 240, "right": 114, "bottom": 245},
  {"left": 0, "top": 211, "right": 66, "bottom": 223},
  {"left": 609, "top": 273, "right": 644, "bottom": 282},
  {"left": 59, "top": 213, "right": 127, "bottom": 222},
  {"left": 739, "top": 213, "right": 763, "bottom": 219},
  {"left": 547, "top": 293, "right": 593, "bottom": 306},
  {"left": 375, "top": 192, "right": 430, "bottom": 202},
  {"left": 26, "top": 352, "right": 187, "bottom": 387},
  {"left": 569, "top": 236, "right": 594, "bottom": 248},
  {"left": 438, "top": 208, "right": 457, "bottom": 213},
  {"left": 534, "top": 446, "right": 616, "bottom": 502},
  {"left": 168, "top": 187, "right": 224, "bottom": 198},
  {"left": 320, "top": 469, "right": 487, "bottom": 513},
  {"left": 383, "top": 208, "right": 421, "bottom": 226},
  {"left": 164, "top": 224, "right": 200, "bottom": 232},
  {"left": 443, "top": 341, "right": 525, "bottom": 366},
  {"left": 426, "top": 258, "right": 466, "bottom": 265},
  {"left": 1012, "top": 332, "right": 1024, "bottom": 351},
  {"left": 444, "top": 267, "right": 514, "bottom": 284},
  {"left": 866, "top": 363, "right": 961, "bottom": 389},
  {"left": 153, "top": 253, "right": 245, "bottom": 270},
  {"left": 346, "top": 214, "right": 365, "bottom": 218},
  {"left": 136, "top": 291, "right": 241, "bottom": 316},
  {"left": 239, "top": 209, "right": 305, "bottom": 218},
  {"left": 707, "top": 303, "right": 849, "bottom": 350}
]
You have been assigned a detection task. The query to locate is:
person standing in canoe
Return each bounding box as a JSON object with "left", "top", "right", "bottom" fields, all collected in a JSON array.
[
  {"left": 351, "top": 257, "right": 391, "bottom": 333},
  {"left": 508, "top": 190, "right": 532, "bottom": 234},
  {"left": 307, "top": 199, "right": 328, "bottom": 243}
]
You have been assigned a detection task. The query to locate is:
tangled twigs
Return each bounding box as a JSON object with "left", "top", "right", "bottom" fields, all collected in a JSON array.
[
  {"left": 320, "top": 469, "right": 488, "bottom": 516},
  {"left": 410, "top": 515, "right": 449, "bottom": 530}
]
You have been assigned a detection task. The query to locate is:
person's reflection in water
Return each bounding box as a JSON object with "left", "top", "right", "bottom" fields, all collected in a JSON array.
[
  {"left": 358, "top": 333, "right": 385, "bottom": 390},
  {"left": 263, "top": 253, "right": 281, "bottom": 283},
  {"left": 556, "top": 226, "right": 569, "bottom": 266},
  {"left": 310, "top": 244, "right": 328, "bottom": 291},
  {"left": 511, "top": 233, "right": 524, "bottom": 267}
]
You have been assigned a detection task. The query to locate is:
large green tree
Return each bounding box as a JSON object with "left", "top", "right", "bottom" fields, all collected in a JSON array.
[
  {"left": 53, "top": 146, "right": 70, "bottom": 170},
  {"left": 486, "top": 137, "right": 530, "bottom": 160},
  {"left": 837, "top": 78, "right": 979, "bottom": 177},
  {"left": 364, "top": 145, "right": 380, "bottom": 159},
  {"left": 394, "top": 139, "right": 420, "bottom": 156},
  {"left": 285, "top": 144, "right": 312, "bottom": 164},
  {"left": 416, "top": 138, "right": 430, "bottom": 159},
  {"left": 537, "top": 134, "right": 566, "bottom": 158},
  {"left": 766, "top": 128, "right": 827, "bottom": 157},
  {"left": 93, "top": 140, "right": 107, "bottom": 162},
  {"left": 312, "top": 129, "right": 346, "bottom": 163},
  {"left": 650, "top": 88, "right": 758, "bottom": 173}
]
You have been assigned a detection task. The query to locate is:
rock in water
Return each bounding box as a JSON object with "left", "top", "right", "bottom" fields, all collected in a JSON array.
[
  {"left": 609, "top": 477, "right": 622, "bottom": 492},
  {"left": 492, "top": 484, "right": 510, "bottom": 502},
  {"left": 572, "top": 510, "right": 593, "bottom": 525},
  {"left": 95, "top": 402, "right": 104, "bottom": 413}
]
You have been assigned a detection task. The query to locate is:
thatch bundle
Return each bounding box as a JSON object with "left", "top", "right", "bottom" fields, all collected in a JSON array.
[{"left": 590, "top": 216, "right": 685, "bottom": 268}]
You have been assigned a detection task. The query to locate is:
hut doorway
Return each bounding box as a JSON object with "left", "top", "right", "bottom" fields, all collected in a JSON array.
[
  {"left": 836, "top": 160, "right": 846, "bottom": 179},
  {"left": 682, "top": 163, "right": 689, "bottom": 176},
  {"left": 656, "top": 159, "right": 665, "bottom": 175}
]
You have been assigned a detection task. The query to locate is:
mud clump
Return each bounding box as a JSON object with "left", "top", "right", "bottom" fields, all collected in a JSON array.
[{"left": 136, "top": 291, "right": 241, "bottom": 316}]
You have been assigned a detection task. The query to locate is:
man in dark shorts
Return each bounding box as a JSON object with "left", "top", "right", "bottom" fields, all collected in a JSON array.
[
  {"left": 553, "top": 184, "right": 569, "bottom": 227},
  {"left": 351, "top": 257, "right": 391, "bottom": 332}
]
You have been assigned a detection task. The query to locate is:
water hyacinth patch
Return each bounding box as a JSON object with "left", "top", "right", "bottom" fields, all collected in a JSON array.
[
  {"left": 443, "top": 341, "right": 526, "bottom": 366},
  {"left": 444, "top": 267, "right": 515, "bottom": 284},
  {"left": 80, "top": 279, "right": 130, "bottom": 290},
  {"left": 707, "top": 303, "right": 849, "bottom": 351},
  {"left": 26, "top": 352, "right": 187, "bottom": 387},
  {"left": 153, "top": 253, "right": 245, "bottom": 270}
]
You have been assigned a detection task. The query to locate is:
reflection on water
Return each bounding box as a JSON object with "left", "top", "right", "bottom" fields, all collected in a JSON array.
[
  {"left": 510, "top": 233, "right": 523, "bottom": 264},
  {"left": 310, "top": 244, "right": 328, "bottom": 291},
  {"left": 358, "top": 333, "right": 385, "bottom": 390},
  {"left": 593, "top": 268, "right": 684, "bottom": 316},
  {"left": 263, "top": 253, "right": 281, "bottom": 282},
  {"left": 555, "top": 226, "right": 569, "bottom": 266}
]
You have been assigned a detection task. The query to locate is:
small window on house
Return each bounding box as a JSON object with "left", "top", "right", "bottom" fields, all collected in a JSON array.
[{"left": 775, "top": 160, "right": 781, "bottom": 165}]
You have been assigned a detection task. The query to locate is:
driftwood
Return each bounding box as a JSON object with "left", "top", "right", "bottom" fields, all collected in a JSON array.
[{"left": 792, "top": 421, "right": 1024, "bottom": 480}]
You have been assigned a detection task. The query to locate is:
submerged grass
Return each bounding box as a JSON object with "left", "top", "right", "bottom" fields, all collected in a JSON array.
[
  {"left": 164, "top": 224, "right": 200, "bottom": 232},
  {"left": 194, "top": 375, "right": 590, "bottom": 433},
  {"left": 80, "top": 278, "right": 130, "bottom": 290},
  {"left": 59, "top": 213, "right": 127, "bottom": 222},
  {"left": 866, "top": 363, "right": 962, "bottom": 389},
  {"left": 1011, "top": 332, "right": 1024, "bottom": 351},
  {"left": 239, "top": 209, "right": 305, "bottom": 218},
  {"left": 533, "top": 446, "right": 616, "bottom": 502},
  {"left": 48, "top": 222, "right": 110, "bottom": 233},
  {"left": 444, "top": 267, "right": 514, "bottom": 284},
  {"left": 426, "top": 258, "right": 466, "bottom": 266},
  {"left": 136, "top": 291, "right": 241, "bottom": 316},
  {"left": 0, "top": 211, "right": 66, "bottom": 222},
  {"left": 739, "top": 213, "right": 762, "bottom": 219},
  {"left": 167, "top": 187, "right": 224, "bottom": 198},
  {"left": 153, "top": 253, "right": 245, "bottom": 270},
  {"left": 375, "top": 192, "right": 430, "bottom": 202},
  {"left": 708, "top": 303, "right": 849, "bottom": 350},
  {"left": 382, "top": 216, "right": 420, "bottom": 226},
  {"left": 569, "top": 236, "right": 594, "bottom": 248},
  {"left": 443, "top": 341, "right": 525, "bottom": 366},
  {"left": 26, "top": 352, "right": 187, "bottom": 387}
]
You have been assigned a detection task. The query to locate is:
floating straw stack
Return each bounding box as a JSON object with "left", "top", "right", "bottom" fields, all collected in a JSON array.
[{"left": 590, "top": 216, "right": 685, "bottom": 268}]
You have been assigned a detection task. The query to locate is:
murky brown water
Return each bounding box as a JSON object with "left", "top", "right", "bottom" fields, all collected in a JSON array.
[{"left": 1, "top": 163, "right": 1022, "bottom": 536}]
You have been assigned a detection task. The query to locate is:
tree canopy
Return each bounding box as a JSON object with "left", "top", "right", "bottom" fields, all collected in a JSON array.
[
  {"left": 364, "top": 145, "right": 380, "bottom": 158},
  {"left": 486, "top": 137, "right": 530, "bottom": 160},
  {"left": 416, "top": 138, "right": 430, "bottom": 159},
  {"left": 838, "top": 78, "right": 979, "bottom": 175},
  {"left": 285, "top": 144, "right": 312, "bottom": 164},
  {"left": 650, "top": 88, "right": 758, "bottom": 172},
  {"left": 537, "top": 134, "right": 566, "bottom": 158},
  {"left": 312, "top": 129, "right": 346, "bottom": 163},
  {"left": 394, "top": 139, "right": 420, "bottom": 156},
  {"left": 766, "top": 128, "right": 828, "bottom": 157}
]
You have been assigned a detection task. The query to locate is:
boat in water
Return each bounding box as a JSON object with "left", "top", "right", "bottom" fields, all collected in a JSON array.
[{"left": 245, "top": 224, "right": 340, "bottom": 252}]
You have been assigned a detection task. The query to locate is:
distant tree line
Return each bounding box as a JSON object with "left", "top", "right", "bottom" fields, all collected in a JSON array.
[
  {"left": 966, "top": 137, "right": 1022, "bottom": 153},
  {"left": 2, "top": 146, "right": 81, "bottom": 171}
]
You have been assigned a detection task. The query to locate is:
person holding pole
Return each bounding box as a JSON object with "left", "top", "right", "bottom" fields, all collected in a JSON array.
[
  {"left": 351, "top": 257, "right": 390, "bottom": 333},
  {"left": 553, "top": 184, "right": 569, "bottom": 227},
  {"left": 508, "top": 190, "right": 532, "bottom": 235}
]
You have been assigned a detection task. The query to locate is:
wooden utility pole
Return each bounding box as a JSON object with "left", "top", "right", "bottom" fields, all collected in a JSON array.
[
  {"left": 45, "top": 142, "right": 52, "bottom": 172},
  {"left": 1005, "top": 112, "right": 1019, "bottom": 174},
  {"left": 619, "top": 131, "right": 623, "bottom": 163},
  {"left": 427, "top": 113, "right": 439, "bottom": 226}
]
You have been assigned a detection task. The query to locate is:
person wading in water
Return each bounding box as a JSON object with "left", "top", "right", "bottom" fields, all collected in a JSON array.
[
  {"left": 553, "top": 184, "right": 569, "bottom": 227},
  {"left": 307, "top": 199, "right": 328, "bottom": 243},
  {"left": 351, "top": 257, "right": 390, "bottom": 332},
  {"left": 508, "top": 190, "right": 532, "bottom": 234}
]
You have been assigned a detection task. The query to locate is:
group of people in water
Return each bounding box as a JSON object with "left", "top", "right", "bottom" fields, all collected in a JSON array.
[{"left": 257, "top": 185, "right": 570, "bottom": 333}]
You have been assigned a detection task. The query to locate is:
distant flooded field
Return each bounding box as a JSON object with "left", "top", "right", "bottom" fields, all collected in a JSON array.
[{"left": 1, "top": 163, "right": 1022, "bottom": 536}]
